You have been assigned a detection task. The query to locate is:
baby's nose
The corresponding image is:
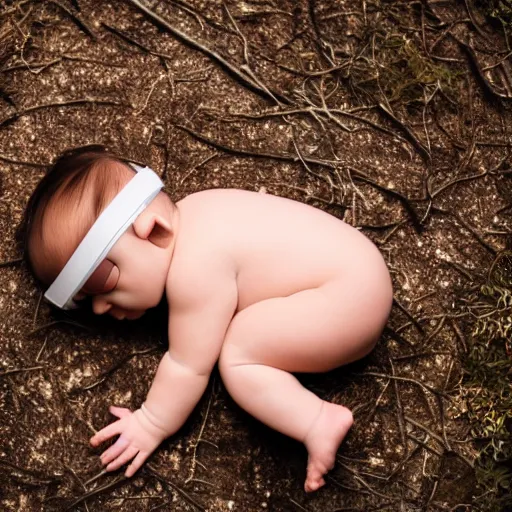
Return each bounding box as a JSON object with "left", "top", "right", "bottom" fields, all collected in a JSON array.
[{"left": 92, "top": 297, "right": 112, "bottom": 315}]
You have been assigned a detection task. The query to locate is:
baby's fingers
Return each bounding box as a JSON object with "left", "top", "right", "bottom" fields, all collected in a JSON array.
[
  {"left": 90, "top": 421, "right": 122, "bottom": 447},
  {"left": 125, "top": 450, "right": 149, "bottom": 478},
  {"left": 106, "top": 445, "right": 139, "bottom": 472},
  {"left": 100, "top": 436, "right": 129, "bottom": 466},
  {"left": 109, "top": 406, "right": 131, "bottom": 419}
]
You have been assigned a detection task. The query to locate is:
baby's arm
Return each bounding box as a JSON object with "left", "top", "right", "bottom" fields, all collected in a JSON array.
[{"left": 90, "top": 270, "right": 238, "bottom": 476}]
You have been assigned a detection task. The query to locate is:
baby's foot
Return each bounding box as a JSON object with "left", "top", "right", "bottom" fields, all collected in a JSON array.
[{"left": 303, "top": 401, "right": 353, "bottom": 492}]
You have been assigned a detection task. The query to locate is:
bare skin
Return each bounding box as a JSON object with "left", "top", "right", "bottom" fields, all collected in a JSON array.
[
  {"left": 35, "top": 179, "right": 393, "bottom": 492},
  {"left": 304, "top": 403, "right": 354, "bottom": 492}
]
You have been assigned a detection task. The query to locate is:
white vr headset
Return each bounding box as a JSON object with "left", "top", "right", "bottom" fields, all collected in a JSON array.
[{"left": 44, "top": 164, "right": 164, "bottom": 310}]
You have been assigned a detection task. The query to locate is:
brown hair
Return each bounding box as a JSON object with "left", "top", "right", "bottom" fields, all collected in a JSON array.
[{"left": 17, "top": 145, "right": 132, "bottom": 284}]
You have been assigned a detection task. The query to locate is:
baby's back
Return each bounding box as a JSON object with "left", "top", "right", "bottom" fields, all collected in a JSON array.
[{"left": 173, "top": 189, "right": 385, "bottom": 311}]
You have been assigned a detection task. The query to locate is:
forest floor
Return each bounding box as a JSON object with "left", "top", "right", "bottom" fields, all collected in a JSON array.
[{"left": 0, "top": 1, "right": 511, "bottom": 511}]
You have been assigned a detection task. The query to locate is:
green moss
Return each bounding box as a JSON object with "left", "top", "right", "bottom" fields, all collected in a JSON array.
[
  {"left": 476, "top": 0, "right": 512, "bottom": 30},
  {"left": 464, "top": 251, "right": 512, "bottom": 511},
  {"left": 386, "top": 38, "right": 458, "bottom": 101},
  {"left": 350, "top": 32, "right": 462, "bottom": 105}
]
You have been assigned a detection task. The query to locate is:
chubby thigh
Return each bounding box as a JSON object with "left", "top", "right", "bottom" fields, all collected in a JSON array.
[{"left": 220, "top": 267, "right": 393, "bottom": 373}]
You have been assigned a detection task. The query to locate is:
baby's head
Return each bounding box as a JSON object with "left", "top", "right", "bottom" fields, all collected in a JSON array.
[{"left": 19, "top": 146, "right": 176, "bottom": 320}]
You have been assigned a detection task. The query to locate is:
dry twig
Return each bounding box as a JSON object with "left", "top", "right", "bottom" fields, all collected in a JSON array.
[
  {"left": 0, "top": 99, "right": 130, "bottom": 129},
  {"left": 126, "top": 0, "right": 290, "bottom": 105},
  {"left": 146, "top": 464, "right": 206, "bottom": 511},
  {"left": 0, "top": 257, "right": 23, "bottom": 268}
]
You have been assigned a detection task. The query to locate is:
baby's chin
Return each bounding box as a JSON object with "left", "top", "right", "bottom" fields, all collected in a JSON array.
[{"left": 109, "top": 309, "right": 145, "bottom": 321}]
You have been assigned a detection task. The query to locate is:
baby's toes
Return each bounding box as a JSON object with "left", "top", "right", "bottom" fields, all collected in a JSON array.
[
  {"left": 305, "top": 461, "right": 327, "bottom": 492},
  {"left": 304, "top": 475, "right": 325, "bottom": 492}
]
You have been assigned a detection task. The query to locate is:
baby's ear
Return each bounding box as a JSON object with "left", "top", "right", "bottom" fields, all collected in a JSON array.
[{"left": 132, "top": 211, "right": 173, "bottom": 249}]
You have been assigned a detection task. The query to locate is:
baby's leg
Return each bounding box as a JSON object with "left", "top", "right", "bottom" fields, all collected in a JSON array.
[
  {"left": 220, "top": 347, "right": 353, "bottom": 492},
  {"left": 218, "top": 281, "right": 392, "bottom": 492}
]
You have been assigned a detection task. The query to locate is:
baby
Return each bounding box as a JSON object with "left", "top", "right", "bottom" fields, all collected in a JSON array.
[{"left": 20, "top": 145, "right": 393, "bottom": 492}]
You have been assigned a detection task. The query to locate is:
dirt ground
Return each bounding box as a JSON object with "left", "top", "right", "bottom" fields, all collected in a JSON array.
[{"left": 0, "top": 1, "right": 511, "bottom": 511}]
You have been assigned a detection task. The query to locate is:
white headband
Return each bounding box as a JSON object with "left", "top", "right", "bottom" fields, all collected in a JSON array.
[{"left": 44, "top": 164, "right": 164, "bottom": 310}]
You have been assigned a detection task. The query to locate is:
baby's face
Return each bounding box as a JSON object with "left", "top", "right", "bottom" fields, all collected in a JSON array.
[
  {"left": 29, "top": 160, "right": 175, "bottom": 319},
  {"left": 38, "top": 202, "right": 172, "bottom": 320},
  {"left": 81, "top": 221, "right": 171, "bottom": 320}
]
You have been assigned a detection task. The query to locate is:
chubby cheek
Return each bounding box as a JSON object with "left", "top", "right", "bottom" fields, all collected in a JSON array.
[
  {"left": 137, "top": 273, "right": 167, "bottom": 306},
  {"left": 124, "top": 283, "right": 162, "bottom": 311},
  {"left": 142, "top": 288, "right": 164, "bottom": 309}
]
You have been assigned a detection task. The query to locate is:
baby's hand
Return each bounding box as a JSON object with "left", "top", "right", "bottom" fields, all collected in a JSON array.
[{"left": 90, "top": 405, "right": 167, "bottom": 477}]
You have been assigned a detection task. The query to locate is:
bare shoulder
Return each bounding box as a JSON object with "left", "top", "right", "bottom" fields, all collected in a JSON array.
[
  {"left": 165, "top": 189, "right": 242, "bottom": 308},
  {"left": 176, "top": 188, "right": 260, "bottom": 210}
]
